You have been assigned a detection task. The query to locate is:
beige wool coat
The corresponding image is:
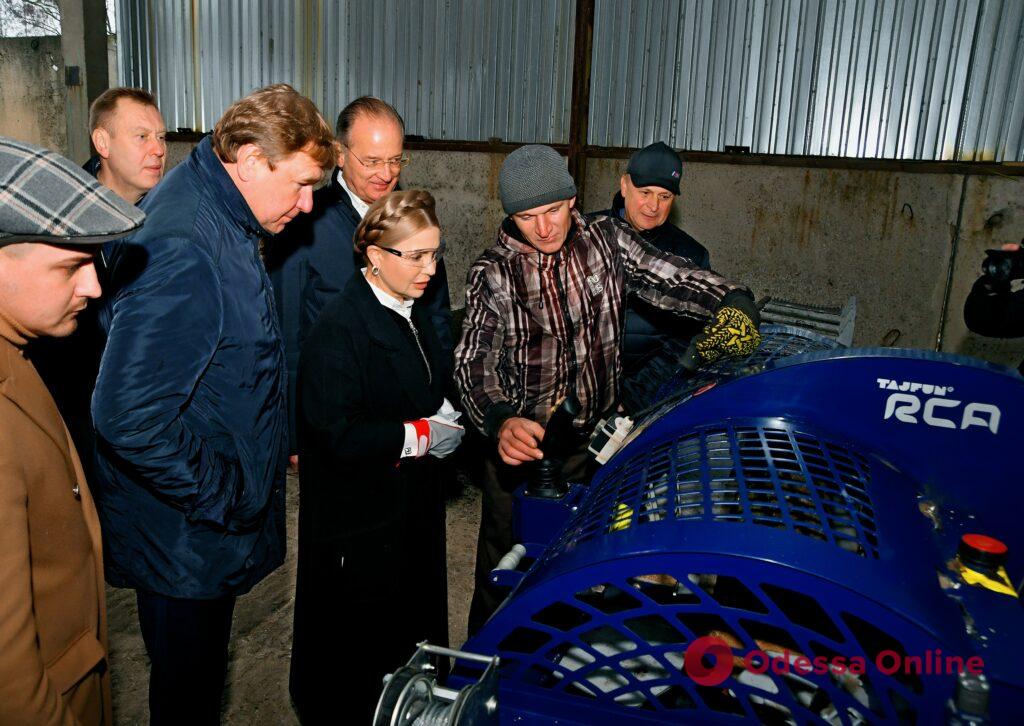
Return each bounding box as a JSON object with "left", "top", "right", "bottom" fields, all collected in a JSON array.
[{"left": 0, "top": 318, "right": 111, "bottom": 726}]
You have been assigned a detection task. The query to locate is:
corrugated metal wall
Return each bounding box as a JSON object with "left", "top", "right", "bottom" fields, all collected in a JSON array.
[
  {"left": 118, "top": 1, "right": 311, "bottom": 133},
  {"left": 118, "top": 1, "right": 196, "bottom": 132},
  {"left": 312, "top": 0, "right": 574, "bottom": 142},
  {"left": 118, "top": 0, "right": 1024, "bottom": 161},
  {"left": 118, "top": 0, "right": 574, "bottom": 143},
  {"left": 193, "top": 3, "right": 303, "bottom": 133},
  {"left": 589, "top": 0, "right": 1024, "bottom": 161}
]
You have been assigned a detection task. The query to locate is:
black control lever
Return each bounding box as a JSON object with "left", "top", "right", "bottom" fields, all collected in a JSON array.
[{"left": 526, "top": 393, "right": 583, "bottom": 499}]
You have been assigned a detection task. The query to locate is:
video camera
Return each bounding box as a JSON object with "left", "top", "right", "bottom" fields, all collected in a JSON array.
[{"left": 982, "top": 245, "right": 1024, "bottom": 282}]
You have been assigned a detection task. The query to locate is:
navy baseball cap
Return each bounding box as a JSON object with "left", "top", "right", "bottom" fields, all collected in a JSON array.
[{"left": 626, "top": 141, "right": 682, "bottom": 195}]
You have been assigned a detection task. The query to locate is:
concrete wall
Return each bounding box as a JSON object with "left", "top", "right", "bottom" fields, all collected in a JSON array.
[
  {"left": 404, "top": 150, "right": 1024, "bottom": 369},
  {"left": 585, "top": 159, "right": 960, "bottom": 350},
  {"left": 944, "top": 175, "right": 1024, "bottom": 367},
  {"left": 0, "top": 34, "right": 119, "bottom": 158},
  {"left": 586, "top": 159, "right": 1024, "bottom": 367},
  {"left": 0, "top": 36, "right": 68, "bottom": 154},
  {"left": 156, "top": 141, "right": 1024, "bottom": 368},
  {"left": 165, "top": 140, "right": 195, "bottom": 170},
  {"left": 401, "top": 150, "right": 510, "bottom": 309}
]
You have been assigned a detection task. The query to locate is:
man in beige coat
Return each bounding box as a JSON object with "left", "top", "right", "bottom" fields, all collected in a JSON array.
[{"left": 0, "top": 136, "right": 145, "bottom": 725}]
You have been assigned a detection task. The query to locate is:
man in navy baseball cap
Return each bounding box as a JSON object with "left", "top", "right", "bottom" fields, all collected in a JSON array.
[
  {"left": 595, "top": 141, "right": 712, "bottom": 374},
  {"left": 626, "top": 140, "right": 683, "bottom": 195}
]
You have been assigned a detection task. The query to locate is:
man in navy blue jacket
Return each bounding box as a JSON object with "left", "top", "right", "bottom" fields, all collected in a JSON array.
[
  {"left": 91, "top": 84, "right": 336, "bottom": 725},
  {"left": 267, "top": 97, "right": 452, "bottom": 455},
  {"left": 34, "top": 88, "right": 167, "bottom": 485},
  {"left": 594, "top": 142, "right": 711, "bottom": 374}
]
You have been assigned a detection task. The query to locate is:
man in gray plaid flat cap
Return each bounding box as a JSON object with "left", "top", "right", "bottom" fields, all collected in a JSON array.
[{"left": 0, "top": 136, "right": 143, "bottom": 726}]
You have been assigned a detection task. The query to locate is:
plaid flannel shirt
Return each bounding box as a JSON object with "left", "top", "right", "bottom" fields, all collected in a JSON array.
[{"left": 454, "top": 208, "right": 747, "bottom": 437}]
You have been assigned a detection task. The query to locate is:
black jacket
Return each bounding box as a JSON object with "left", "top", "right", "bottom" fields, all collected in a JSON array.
[
  {"left": 266, "top": 173, "right": 454, "bottom": 449},
  {"left": 91, "top": 137, "right": 287, "bottom": 598},
  {"left": 82, "top": 154, "right": 101, "bottom": 177},
  {"left": 290, "top": 274, "right": 449, "bottom": 723},
  {"left": 31, "top": 156, "right": 114, "bottom": 482},
  {"left": 594, "top": 193, "right": 711, "bottom": 371}
]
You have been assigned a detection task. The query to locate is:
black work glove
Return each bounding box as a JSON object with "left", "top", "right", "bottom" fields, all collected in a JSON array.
[{"left": 680, "top": 291, "right": 762, "bottom": 372}]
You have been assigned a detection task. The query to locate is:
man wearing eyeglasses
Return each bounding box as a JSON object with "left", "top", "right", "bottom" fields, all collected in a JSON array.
[{"left": 268, "top": 97, "right": 453, "bottom": 462}]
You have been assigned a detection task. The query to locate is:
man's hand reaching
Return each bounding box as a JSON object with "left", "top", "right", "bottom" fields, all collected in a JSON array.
[
  {"left": 681, "top": 292, "right": 761, "bottom": 372},
  {"left": 498, "top": 417, "right": 546, "bottom": 466}
]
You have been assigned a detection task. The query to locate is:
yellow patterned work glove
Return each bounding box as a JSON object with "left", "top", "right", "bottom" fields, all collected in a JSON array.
[{"left": 681, "top": 293, "right": 761, "bottom": 371}]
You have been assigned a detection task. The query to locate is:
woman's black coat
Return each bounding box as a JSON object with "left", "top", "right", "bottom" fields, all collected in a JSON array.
[{"left": 289, "top": 273, "right": 450, "bottom": 724}]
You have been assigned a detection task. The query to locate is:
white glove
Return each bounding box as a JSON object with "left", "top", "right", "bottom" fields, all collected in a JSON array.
[
  {"left": 425, "top": 416, "right": 465, "bottom": 458},
  {"left": 402, "top": 399, "right": 465, "bottom": 459},
  {"left": 433, "top": 398, "right": 462, "bottom": 425}
]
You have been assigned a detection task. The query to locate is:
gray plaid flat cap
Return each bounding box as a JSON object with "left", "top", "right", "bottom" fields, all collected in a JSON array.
[{"left": 0, "top": 136, "right": 144, "bottom": 245}]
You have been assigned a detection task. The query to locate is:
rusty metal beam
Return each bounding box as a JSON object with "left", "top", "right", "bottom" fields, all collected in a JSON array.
[
  {"left": 164, "top": 133, "right": 569, "bottom": 158},
  {"left": 585, "top": 145, "right": 1024, "bottom": 177},
  {"left": 403, "top": 137, "right": 568, "bottom": 156},
  {"left": 163, "top": 129, "right": 1024, "bottom": 178},
  {"left": 567, "top": 0, "right": 595, "bottom": 198}
]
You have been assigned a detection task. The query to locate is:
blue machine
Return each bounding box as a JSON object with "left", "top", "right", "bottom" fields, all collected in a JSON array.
[{"left": 376, "top": 327, "right": 1023, "bottom": 725}]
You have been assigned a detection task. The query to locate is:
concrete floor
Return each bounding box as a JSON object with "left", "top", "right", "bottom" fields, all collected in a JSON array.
[{"left": 106, "top": 472, "right": 482, "bottom": 724}]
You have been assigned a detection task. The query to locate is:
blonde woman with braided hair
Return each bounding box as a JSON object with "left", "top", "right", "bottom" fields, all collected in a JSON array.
[{"left": 290, "top": 189, "right": 463, "bottom": 722}]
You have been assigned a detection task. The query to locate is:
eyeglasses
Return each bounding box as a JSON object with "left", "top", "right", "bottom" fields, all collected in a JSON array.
[
  {"left": 374, "top": 242, "right": 445, "bottom": 267},
  {"left": 344, "top": 146, "right": 410, "bottom": 171}
]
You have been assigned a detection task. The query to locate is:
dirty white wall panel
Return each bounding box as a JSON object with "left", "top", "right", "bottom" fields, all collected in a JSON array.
[
  {"left": 118, "top": 0, "right": 1024, "bottom": 159},
  {"left": 589, "top": 0, "right": 1024, "bottom": 161},
  {"left": 958, "top": 0, "right": 1024, "bottom": 160},
  {"left": 0, "top": 36, "right": 68, "bottom": 153},
  {"left": 313, "top": 0, "right": 574, "bottom": 141},
  {"left": 118, "top": 0, "right": 574, "bottom": 143},
  {"left": 118, "top": 0, "right": 195, "bottom": 132},
  {"left": 193, "top": 2, "right": 303, "bottom": 131},
  {"left": 118, "top": 0, "right": 308, "bottom": 132}
]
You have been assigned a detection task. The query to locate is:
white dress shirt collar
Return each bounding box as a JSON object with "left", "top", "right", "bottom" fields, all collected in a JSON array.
[
  {"left": 362, "top": 269, "right": 414, "bottom": 319},
  {"left": 335, "top": 168, "right": 370, "bottom": 219}
]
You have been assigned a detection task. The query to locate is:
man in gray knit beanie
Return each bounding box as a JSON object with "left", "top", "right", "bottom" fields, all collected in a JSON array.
[
  {"left": 454, "top": 143, "right": 761, "bottom": 633},
  {"left": 499, "top": 144, "right": 577, "bottom": 216}
]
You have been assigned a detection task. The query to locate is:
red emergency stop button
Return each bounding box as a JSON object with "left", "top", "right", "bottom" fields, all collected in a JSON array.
[{"left": 959, "top": 534, "right": 1008, "bottom": 572}]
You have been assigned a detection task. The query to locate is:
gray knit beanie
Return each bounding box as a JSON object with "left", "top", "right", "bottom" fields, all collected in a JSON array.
[{"left": 499, "top": 145, "right": 577, "bottom": 215}]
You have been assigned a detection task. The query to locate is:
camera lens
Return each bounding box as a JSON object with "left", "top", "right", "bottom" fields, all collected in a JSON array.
[
  {"left": 984, "top": 257, "right": 1009, "bottom": 278},
  {"left": 982, "top": 250, "right": 1023, "bottom": 281}
]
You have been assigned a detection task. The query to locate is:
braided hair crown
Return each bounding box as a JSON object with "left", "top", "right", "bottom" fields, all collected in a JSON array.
[{"left": 354, "top": 189, "right": 439, "bottom": 258}]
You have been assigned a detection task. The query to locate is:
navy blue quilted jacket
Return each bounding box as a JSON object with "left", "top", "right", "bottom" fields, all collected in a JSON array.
[{"left": 91, "top": 137, "right": 287, "bottom": 598}]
